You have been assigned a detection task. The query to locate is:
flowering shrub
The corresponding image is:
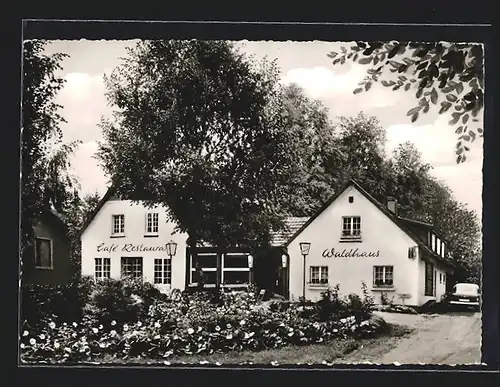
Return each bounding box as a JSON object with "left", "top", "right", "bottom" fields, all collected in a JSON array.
[{"left": 20, "top": 283, "right": 382, "bottom": 363}]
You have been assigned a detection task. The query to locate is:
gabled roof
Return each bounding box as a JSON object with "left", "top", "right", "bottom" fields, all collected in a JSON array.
[
  {"left": 77, "top": 186, "right": 115, "bottom": 239},
  {"left": 280, "top": 179, "right": 454, "bottom": 270}
]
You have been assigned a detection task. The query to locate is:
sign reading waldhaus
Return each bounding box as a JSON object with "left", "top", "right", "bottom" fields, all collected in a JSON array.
[
  {"left": 79, "top": 179, "right": 453, "bottom": 307},
  {"left": 272, "top": 180, "right": 453, "bottom": 307}
]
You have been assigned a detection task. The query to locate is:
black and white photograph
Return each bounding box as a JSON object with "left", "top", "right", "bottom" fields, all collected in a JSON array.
[{"left": 19, "top": 32, "right": 486, "bottom": 367}]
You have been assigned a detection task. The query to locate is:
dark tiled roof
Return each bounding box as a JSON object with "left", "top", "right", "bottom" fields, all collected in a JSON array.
[{"left": 271, "top": 217, "right": 309, "bottom": 247}]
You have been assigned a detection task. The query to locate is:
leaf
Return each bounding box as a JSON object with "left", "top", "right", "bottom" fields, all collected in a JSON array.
[
  {"left": 327, "top": 52, "right": 338, "bottom": 59},
  {"left": 423, "top": 104, "right": 430, "bottom": 113},
  {"left": 404, "top": 83, "right": 411, "bottom": 91},
  {"left": 456, "top": 147, "right": 464, "bottom": 155},
  {"left": 365, "top": 82, "right": 372, "bottom": 91},
  {"left": 456, "top": 82, "right": 464, "bottom": 94},
  {"left": 462, "top": 135, "right": 471, "bottom": 142},
  {"left": 381, "top": 80, "right": 396, "bottom": 87},
  {"left": 469, "top": 131, "right": 476, "bottom": 142},
  {"left": 477, "top": 128, "right": 483, "bottom": 134},
  {"left": 416, "top": 88, "right": 423, "bottom": 99},
  {"left": 353, "top": 88, "right": 363, "bottom": 95},
  {"left": 446, "top": 94, "right": 458, "bottom": 102},
  {"left": 456, "top": 154, "right": 463, "bottom": 163},
  {"left": 406, "top": 106, "right": 421, "bottom": 117},
  {"left": 358, "top": 57, "right": 372, "bottom": 65},
  {"left": 411, "top": 112, "right": 419, "bottom": 123},
  {"left": 464, "top": 146, "right": 470, "bottom": 151},
  {"left": 430, "top": 88, "right": 438, "bottom": 104},
  {"left": 449, "top": 112, "right": 461, "bottom": 125},
  {"left": 398, "top": 75, "right": 408, "bottom": 82},
  {"left": 373, "top": 56, "right": 379, "bottom": 66},
  {"left": 455, "top": 126, "right": 463, "bottom": 134},
  {"left": 442, "top": 86, "right": 454, "bottom": 93},
  {"left": 462, "top": 114, "right": 469, "bottom": 125}
]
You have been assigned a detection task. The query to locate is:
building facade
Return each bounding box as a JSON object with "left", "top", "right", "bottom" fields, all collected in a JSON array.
[
  {"left": 22, "top": 210, "right": 72, "bottom": 285},
  {"left": 80, "top": 180, "right": 454, "bottom": 306},
  {"left": 79, "top": 190, "right": 254, "bottom": 292},
  {"left": 278, "top": 181, "right": 454, "bottom": 307}
]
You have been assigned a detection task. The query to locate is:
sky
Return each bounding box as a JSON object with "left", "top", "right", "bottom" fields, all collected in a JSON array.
[{"left": 42, "top": 40, "right": 483, "bottom": 217}]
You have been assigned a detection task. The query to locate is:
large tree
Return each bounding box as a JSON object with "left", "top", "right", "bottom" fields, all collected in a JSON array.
[
  {"left": 21, "top": 40, "right": 79, "bottom": 251},
  {"left": 97, "top": 40, "right": 300, "bottom": 248},
  {"left": 327, "top": 42, "right": 484, "bottom": 163},
  {"left": 278, "top": 83, "right": 344, "bottom": 216},
  {"left": 333, "top": 112, "right": 391, "bottom": 201}
]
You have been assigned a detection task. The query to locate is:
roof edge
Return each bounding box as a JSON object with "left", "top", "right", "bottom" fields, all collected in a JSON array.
[{"left": 76, "top": 186, "right": 115, "bottom": 239}]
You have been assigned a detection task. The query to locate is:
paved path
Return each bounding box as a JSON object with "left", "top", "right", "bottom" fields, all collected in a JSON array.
[{"left": 349, "top": 311, "right": 482, "bottom": 365}]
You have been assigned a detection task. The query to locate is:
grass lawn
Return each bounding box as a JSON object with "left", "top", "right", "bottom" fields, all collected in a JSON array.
[{"left": 95, "top": 324, "right": 413, "bottom": 366}]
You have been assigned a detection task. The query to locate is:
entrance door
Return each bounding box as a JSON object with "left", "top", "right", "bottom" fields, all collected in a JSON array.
[{"left": 253, "top": 248, "right": 288, "bottom": 297}]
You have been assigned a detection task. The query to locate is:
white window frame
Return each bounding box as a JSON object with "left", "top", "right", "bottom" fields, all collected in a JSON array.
[
  {"left": 431, "top": 233, "right": 436, "bottom": 252},
  {"left": 341, "top": 216, "right": 361, "bottom": 239},
  {"left": 373, "top": 265, "right": 394, "bottom": 288},
  {"left": 145, "top": 212, "right": 159, "bottom": 236},
  {"left": 309, "top": 266, "right": 329, "bottom": 286},
  {"left": 111, "top": 214, "right": 125, "bottom": 236},
  {"left": 190, "top": 252, "right": 218, "bottom": 288},
  {"left": 95, "top": 257, "right": 111, "bottom": 281},
  {"left": 153, "top": 258, "right": 171, "bottom": 285},
  {"left": 221, "top": 253, "right": 250, "bottom": 288},
  {"left": 120, "top": 257, "right": 143, "bottom": 280},
  {"left": 34, "top": 237, "right": 53, "bottom": 270}
]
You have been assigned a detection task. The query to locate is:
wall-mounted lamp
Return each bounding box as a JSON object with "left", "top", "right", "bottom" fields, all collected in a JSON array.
[
  {"left": 166, "top": 240, "right": 178, "bottom": 259},
  {"left": 247, "top": 254, "right": 254, "bottom": 269},
  {"left": 281, "top": 254, "right": 288, "bottom": 268}
]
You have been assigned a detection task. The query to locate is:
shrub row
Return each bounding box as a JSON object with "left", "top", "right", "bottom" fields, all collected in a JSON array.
[{"left": 20, "top": 284, "right": 381, "bottom": 363}]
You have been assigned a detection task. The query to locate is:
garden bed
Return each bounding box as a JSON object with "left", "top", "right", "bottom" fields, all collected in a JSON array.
[{"left": 20, "top": 279, "right": 386, "bottom": 364}]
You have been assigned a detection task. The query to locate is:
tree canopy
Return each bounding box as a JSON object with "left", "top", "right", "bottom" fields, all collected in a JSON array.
[
  {"left": 21, "top": 40, "right": 80, "bottom": 250},
  {"left": 327, "top": 41, "right": 484, "bottom": 163},
  {"left": 97, "top": 40, "right": 301, "bottom": 248}
]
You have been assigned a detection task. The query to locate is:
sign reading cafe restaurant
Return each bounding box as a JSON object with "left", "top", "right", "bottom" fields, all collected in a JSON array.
[{"left": 97, "top": 243, "right": 173, "bottom": 253}]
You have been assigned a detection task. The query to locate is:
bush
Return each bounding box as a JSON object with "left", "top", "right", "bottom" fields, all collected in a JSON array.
[
  {"left": 20, "top": 283, "right": 383, "bottom": 363},
  {"left": 82, "top": 278, "right": 167, "bottom": 325},
  {"left": 314, "top": 282, "right": 374, "bottom": 323},
  {"left": 21, "top": 277, "right": 94, "bottom": 327}
]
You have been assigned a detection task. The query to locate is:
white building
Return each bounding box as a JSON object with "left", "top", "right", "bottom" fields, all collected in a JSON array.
[
  {"left": 79, "top": 180, "right": 454, "bottom": 307},
  {"left": 275, "top": 180, "right": 454, "bottom": 307}
]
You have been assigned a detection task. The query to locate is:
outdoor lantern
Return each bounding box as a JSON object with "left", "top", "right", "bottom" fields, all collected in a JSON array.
[
  {"left": 299, "top": 242, "right": 311, "bottom": 256},
  {"left": 166, "top": 240, "right": 178, "bottom": 258},
  {"left": 281, "top": 254, "right": 288, "bottom": 268},
  {"left": 247, "top": 255, "right": 254, "bottom": 268}
]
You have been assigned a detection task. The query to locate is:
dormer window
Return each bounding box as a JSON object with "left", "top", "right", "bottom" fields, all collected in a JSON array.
[{"left": 341, "top": 216, "right": 361, "bottom": 240}]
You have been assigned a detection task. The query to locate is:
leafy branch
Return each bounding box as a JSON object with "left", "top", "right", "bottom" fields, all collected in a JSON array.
[{"left": 328, "top": 41, "right": 484, "bottom": 163}]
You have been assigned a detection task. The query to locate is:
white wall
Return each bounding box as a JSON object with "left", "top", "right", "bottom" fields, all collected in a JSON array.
[
  {"left": 418, "top": 257, "right": 448, "bottom": 305},
  {"left": 81, "top": 199, "right": 188, "bottom": 293},
  {"left": 286, "top": 186, "right": 421, "bottom": 306}
]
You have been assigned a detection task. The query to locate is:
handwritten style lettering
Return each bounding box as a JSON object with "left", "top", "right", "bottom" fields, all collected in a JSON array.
[
  {"left": 96, "top": 243, "right": 169, "bottom": 253},
  {"left": 321, "top": 248, "right": 380, "bottom": 258}
]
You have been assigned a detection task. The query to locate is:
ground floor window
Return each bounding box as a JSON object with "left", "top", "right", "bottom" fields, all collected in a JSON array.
[
  {"left": 154, "top": 258, "right": 172, "bottom": 285},
  {"left": 189, "top": 251, "right": 251, "bottom": 289},
  {"left": 309, "top": 266, "right": 329, "bottom": 285},
  {"left": 95, "top": 257, "right": 111, "bottom": 280},
  {"left": 424, "top": 261, "right": 434, "bottom": 296},
  {"left": 121, "top": 257, "right": 143, "bottom": 280},
  {"left": 373, "top": 265, "right": 394, "bottom": 287},
  {"left": 35, "top": 237, "right": 53, "bottom": 269},
  {"left": 190, "top": 252, "right": 218, "bottom": 288},
  {"left": 222, "top": 253, "right": 250, "bottom": 288}
]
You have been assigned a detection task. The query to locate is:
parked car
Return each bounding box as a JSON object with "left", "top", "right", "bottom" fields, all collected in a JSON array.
[{"left": 447, "top": 283, "right": 481, "bottom": 312}]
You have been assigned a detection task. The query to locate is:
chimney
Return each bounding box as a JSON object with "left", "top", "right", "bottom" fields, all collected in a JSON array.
[{"left": 387, "top": 197, "right": 397, "bottom": 215}]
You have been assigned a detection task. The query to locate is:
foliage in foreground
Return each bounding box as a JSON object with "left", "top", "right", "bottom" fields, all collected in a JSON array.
[
  {"left": 328, "top": 41, "right": 484, "bottom": 163},
  {"left": 20, "top": 280, "right": 380, "bottom": 363}
]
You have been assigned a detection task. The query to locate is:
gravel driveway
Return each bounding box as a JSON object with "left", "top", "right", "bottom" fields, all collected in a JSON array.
[{"left": 347, "top": 311, "right": 482, "bottom": 365}]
